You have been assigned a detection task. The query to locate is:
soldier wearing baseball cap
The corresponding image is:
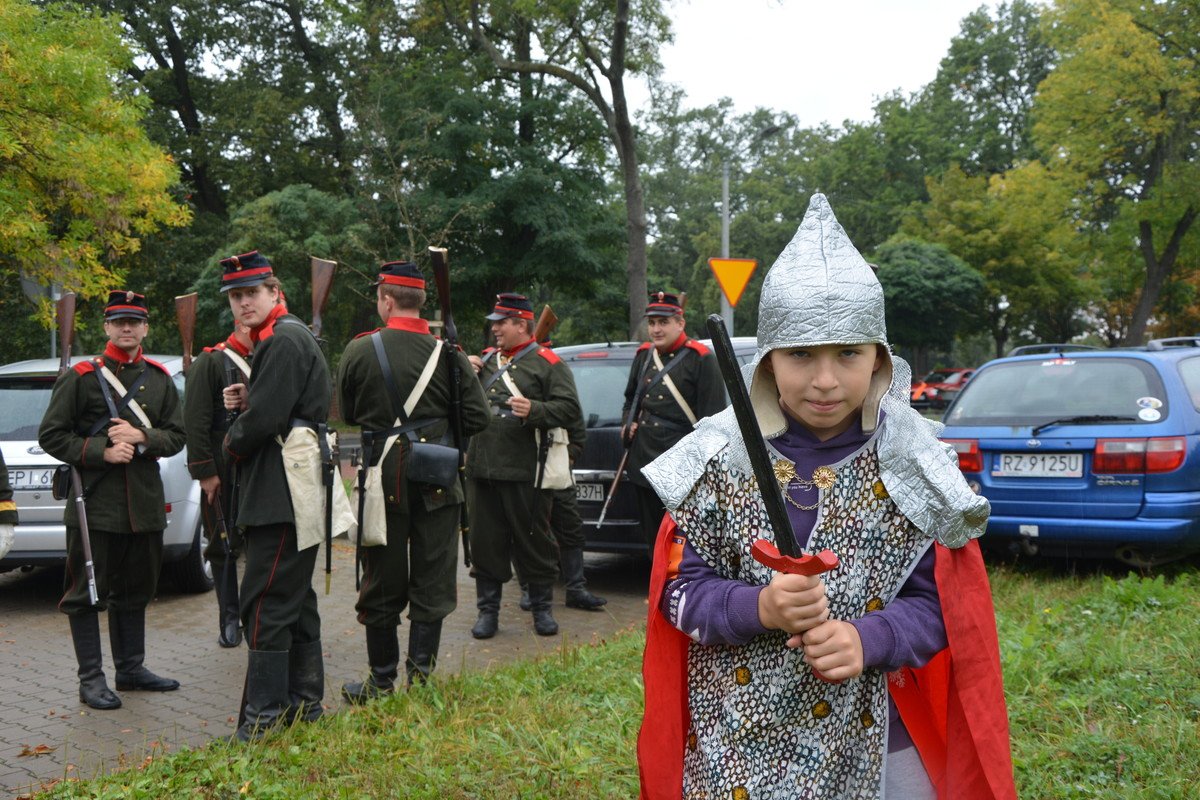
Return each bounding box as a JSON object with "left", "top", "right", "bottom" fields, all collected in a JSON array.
[
  {"left": 621, "top": 290, "right": 723, "bottom": 556},
  {"left": 39, "top": 289, "right": 186, "bottom": 710}
]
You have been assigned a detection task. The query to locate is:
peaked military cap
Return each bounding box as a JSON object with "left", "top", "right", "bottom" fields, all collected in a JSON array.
[
  {"left": 485, "top": 292, "right": 535, "bottom": 321},
  {"left": 104, "top": 290, "right": 149, "bottom": 321},
  {"left": 219, "top": 250, "right": 274, "bottom": 293},
  {"left": 372, "top": 260, "right": 425, "bottom": 289},
  {"left": 645, "top": 290, "right": 683, "bottom": 318}
]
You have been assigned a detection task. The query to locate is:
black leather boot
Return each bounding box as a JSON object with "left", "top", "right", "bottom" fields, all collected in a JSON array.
[
  {"left": 342, "top": 626, "right": 399, "bottom": 704},
  {"left": 110, "top": 609, "right": 180, "bottom": 692},
  {"left": 68, "top": 613, "right": 121, "bottom": 710},
  {"left": 518, "top": 583, "right": 531, "bottom": 611},
  {"left": 235, "top": 649, "right": 289, "bottom": 742},
  {"left": 528, "top": 584, "right": 559, "bottom": 636},
  {"left": 286, "top": 639, "right": 324, "bottom": 723},
  {"left": 471, "top": 577, "right": 502, "bottom": 639},
  {"left": 215, "top": 559, "right": 242, "bottom": 648},
  {"left": 561, "top": 547, "right": 606, "bottom": 610},
  {"left": 405, "top": 620, "right": 443, "bottom": 687}
]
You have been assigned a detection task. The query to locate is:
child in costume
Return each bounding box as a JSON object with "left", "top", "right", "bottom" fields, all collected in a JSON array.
[{"left": 637, "top": 194, "right": 1015, "bottom": 800}]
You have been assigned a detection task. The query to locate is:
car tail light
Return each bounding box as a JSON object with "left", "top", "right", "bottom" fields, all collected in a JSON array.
[
  {"left": 164, "top": 504, "right": 172, "bottom": 514},
  {"left": 944, "top": 439, "right": 981, "bottom": 473},
  {"left": 1094, "top": 437, "right": 1186, "bottom": 474}
]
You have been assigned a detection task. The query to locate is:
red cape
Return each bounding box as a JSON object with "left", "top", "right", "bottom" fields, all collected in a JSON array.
[{"left": 637, "top": 516, "right": 1016, "bottom": 800}]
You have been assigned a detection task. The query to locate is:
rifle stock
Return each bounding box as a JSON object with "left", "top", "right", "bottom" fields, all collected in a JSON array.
[
  {"left": 175, "top": 293, "right": 197, "bottom": 373},
  {"left": 428, "top": 246, "right": 472, "bottom": 567},
  {"left": 533, "top": 304, "right": 558, "bottom": 344},
  {"left": 310, "top": 257, "right": 337, "bottom": 338},
  {"left": 56, "top": 292, "right": 77, "bottom": 375}
]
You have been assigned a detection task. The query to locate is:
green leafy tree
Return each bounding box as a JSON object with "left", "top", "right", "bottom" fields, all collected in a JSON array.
[
  {"left": 0, "top": 0, "right": 189, "bottom": 314},
  {"left": 439, "top": 0, "right": 672, "bottom": 337},
  {"left": 1034, "top": 0, "right": 1200, "bottom": 344},
  {"left": 873, "top": 237, "right": 986, "bottom": 374}
]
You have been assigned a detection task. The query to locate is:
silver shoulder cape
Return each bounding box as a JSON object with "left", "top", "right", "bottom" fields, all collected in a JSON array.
[{"left": 640, "top": 358, "right": 989, "bottom": 549}]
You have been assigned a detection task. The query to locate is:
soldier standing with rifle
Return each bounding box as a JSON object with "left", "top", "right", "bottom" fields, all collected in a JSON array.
[
  {"left": 219, "top": 251, "right": 335, "bottom": 741},
  {"left": 621, "top": 291, "right": 723, "bottom": 556},
  {"left": 337, "top": 259, "right": 489, "bottom": 702},
  {"left": 466, "top": 293, "right": 582, "bottom": 639},
  {"left": 39, "top": 291, "right": 186, "bottom": 710},
  {"left": 184, "top": 317, "right": 253, "bottom": 648}
]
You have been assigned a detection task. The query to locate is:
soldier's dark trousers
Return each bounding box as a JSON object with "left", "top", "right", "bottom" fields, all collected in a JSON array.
[
  {"left": 237, "top": 524, "right": 321, "bottom": 737},
  {"left": 59, "top": 528, "right": 163, "bottom": 616},
  {"left": 354, "top": 494, "right": 459, "bottom": 629},
  {"left": 634, "top": 484, "right": 668, "bottom": 556},
  {"left": 467, "top": 478, "right": 558, "bottom": 585}
]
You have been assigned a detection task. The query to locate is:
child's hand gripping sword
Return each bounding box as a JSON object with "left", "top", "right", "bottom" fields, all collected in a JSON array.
[{"left": 705, "top": 315, "right": 840, "bottom": 680}]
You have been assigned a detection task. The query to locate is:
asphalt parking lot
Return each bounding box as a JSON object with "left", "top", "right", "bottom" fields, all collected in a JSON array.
[{"left": 0, "top": 538, "right": 651, "bottom": 798}]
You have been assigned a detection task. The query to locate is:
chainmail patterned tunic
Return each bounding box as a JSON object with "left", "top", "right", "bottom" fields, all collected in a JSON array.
[{"left": 674, "top": 437, "right": 933, "bottom": 800}]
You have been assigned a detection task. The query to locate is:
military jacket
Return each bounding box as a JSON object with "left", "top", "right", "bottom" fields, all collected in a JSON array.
[
  {"left": 0, "top": 450, "right": 17, "bottom": 524},
  {"left": 225, "top": 307, "right": 331, "bottom": 528},
  {"left": 622, "top": 333, "right": 723, "bottom": 485},
  {"left": 337, "top": 316, "right": 490, "bottom": 509},
  {"left": 38, "top": 342, "right": 185, "bottom": 532},
  {"left": 185, "top": 334, "right": 253, "bottom": 483},
  {"left": 466, "top": 339, "right": 582, "bottom": 483}
]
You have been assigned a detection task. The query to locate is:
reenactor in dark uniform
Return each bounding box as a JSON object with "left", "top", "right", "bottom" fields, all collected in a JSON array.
[
  {"left": 466, "top": 293, "right": 583, "bottom": 639},
  {"left": 220, "top": 251, "right": 332, "bottom": 741},
  {"left": 337, "top": 261, "right": 490, "bottom": 702},
  {"left": 622, "top": 291, "right": 723, "bottom": 553},
  {"left": 519, "top": 343, "right": 606, "bottom": 612},
  {"left": 184, "top": 324, "right": 253, "bottom": 647},
  {"left": 39, "top": 291, "right": 186, "bottom": 710},
  {"left": 0, "top": 451, "right": 15, "bottom": 560}
]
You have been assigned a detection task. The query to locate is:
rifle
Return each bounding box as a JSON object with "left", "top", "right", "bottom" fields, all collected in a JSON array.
[
  {"left": 595, "top": 351, "right": 651, "bottom": 529},
  {"left": 310, "top": 256, "right": 337, "bottom": 339},
  {"left": 55, "top": 293, "right": 99, "bottom": 606},
  {"left": 532, "top": 304, "right": 558, "bottom": 345},
  {"left": 175, "top": 293, "right": 197, "bottom": 373},
  {"left": 429, "top": 246, "right": 472, "bottom": 567}
]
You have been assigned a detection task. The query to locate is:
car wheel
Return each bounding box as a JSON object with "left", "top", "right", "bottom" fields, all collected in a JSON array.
[{"left": 164, "top": 518, "right": 214, "bottom": 593}]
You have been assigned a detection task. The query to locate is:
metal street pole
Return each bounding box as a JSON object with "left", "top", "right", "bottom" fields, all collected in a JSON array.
[{"left": 721, "top": 161, "right": 733, "bottom": 333}]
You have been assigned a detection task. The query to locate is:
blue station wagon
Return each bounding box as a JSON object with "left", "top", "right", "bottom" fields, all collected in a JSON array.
[{"left": 939, "top": 340, "right": 1200, "bottom": 566}]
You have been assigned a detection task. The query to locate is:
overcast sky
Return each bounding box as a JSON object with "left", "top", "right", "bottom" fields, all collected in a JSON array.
[{"left": 634, "top": 0, "right": 995, "bottom": 128}]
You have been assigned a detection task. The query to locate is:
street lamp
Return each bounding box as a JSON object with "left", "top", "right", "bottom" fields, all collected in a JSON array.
[{"left": 720, "top": 125, "right": 782, "bottom": 333}]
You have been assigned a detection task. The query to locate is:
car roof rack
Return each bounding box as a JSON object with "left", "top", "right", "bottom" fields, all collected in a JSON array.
[
  {"left": 1006, "top": 343, "right": 1101, "bottom": 357},
  {"left": 1145, "top": 337, "right": 1200, "bottom": 351}
]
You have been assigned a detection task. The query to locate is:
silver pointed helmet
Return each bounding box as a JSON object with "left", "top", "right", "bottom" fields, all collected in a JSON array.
[{"left": 749, "top": 193, "right": 893, "bottom": 437}]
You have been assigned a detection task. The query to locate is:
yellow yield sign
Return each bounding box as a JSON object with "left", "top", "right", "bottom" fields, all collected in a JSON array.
[{"left": 708, "top": 258, "right": 758, "bottom": 308}]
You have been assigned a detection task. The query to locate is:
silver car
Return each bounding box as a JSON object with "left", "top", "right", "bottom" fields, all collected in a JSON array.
[{"left": 0, "top": 356, "right": 210, "bottom": 592}]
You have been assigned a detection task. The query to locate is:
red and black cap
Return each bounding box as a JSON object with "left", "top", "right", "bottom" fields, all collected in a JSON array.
[
  {"left": 485, "top": 292, "right": 535, "bottom": 321},
  {"left": 372, "top": 260, "right": 425, "bottom": 289},
  {"left": 645, "top": 290, "right": 683, "bottom": 318},
  {"left": 104, "top": 290, "right": 149, "bottom": 321},
  {"left": 219, "top": 250, "right": 274, "bottom": 293}
]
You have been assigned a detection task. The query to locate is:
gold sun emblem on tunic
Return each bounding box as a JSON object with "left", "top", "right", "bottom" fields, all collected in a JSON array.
[
  {"left": 732, "top": 787, "right": 750, "bottom": 800},
  {"left": 687, "top": 732, "right": 698, "bottom": 752},
  {"left": 865, "top": 597, "right": 885, "bottom": 613},
  {"left": 734, "top": 666, "right": 752, "bottom": 686},
  {"left": 773, "top": 459, "right": 797, "bottom": 486},
  {"left": 861, "top": 711, "right": 876, "bottom": 729},
  {"left": 812, "top": 466, "right": 837, "bottom": 490},
  {"left": 812, "top": 700, "right": 832, "bottom": 719},
  {"left": 872, "top": 479, "right": 889, "bottom": 500}
]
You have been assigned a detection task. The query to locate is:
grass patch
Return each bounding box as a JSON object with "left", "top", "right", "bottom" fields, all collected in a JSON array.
[{"left": 35, "top": 561, "right": 1200, "bottom": 798}]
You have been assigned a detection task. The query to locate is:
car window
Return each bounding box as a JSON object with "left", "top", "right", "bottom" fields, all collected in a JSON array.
[
  {"left": 0, "top": 377, "right": 55, "bottom": 441},
  {"left": 1177, "top": 357, "right": 1200, "bottom": 410},
  {"left": 946, "top": 357, "right": 1167, "bottom": 426},
  {"left": 942, "top": 371, "right": 969, "bottom": 386},
  {"left": 567, "top": 360, "right": 632, "bottom": 428}
]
